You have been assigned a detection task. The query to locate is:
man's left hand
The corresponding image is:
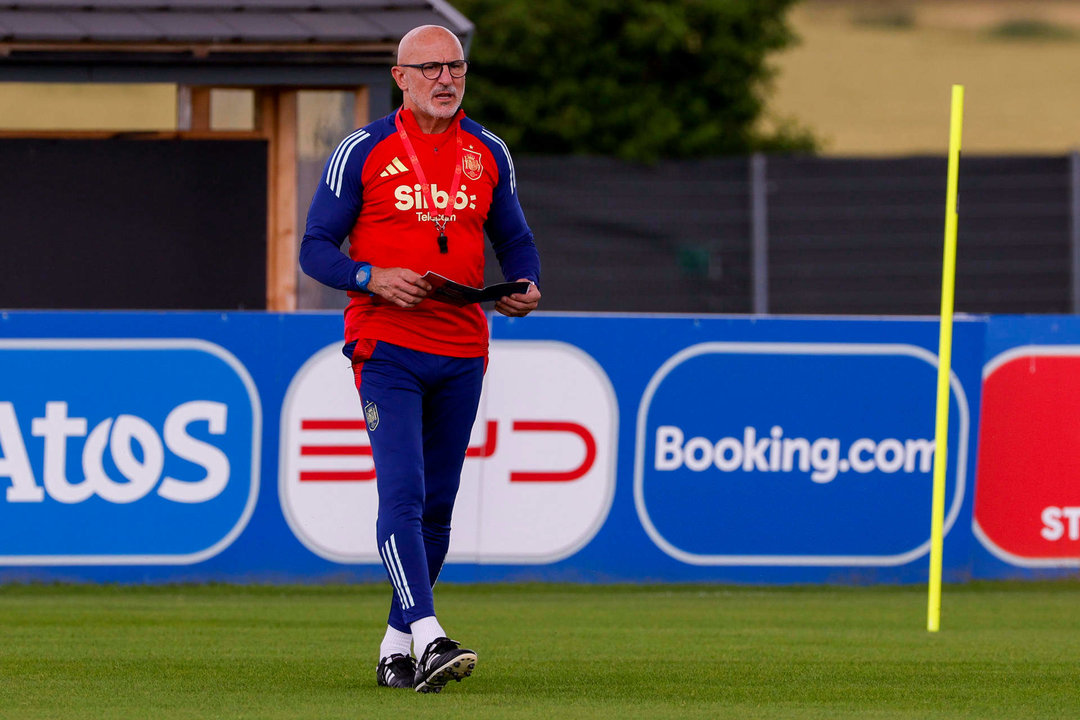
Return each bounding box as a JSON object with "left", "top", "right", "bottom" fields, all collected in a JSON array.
[{"left": 495, "top": 280, "right": 541, "bottom": 317}]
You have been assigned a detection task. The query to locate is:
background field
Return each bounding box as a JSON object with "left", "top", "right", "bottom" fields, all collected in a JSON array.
[
  {"left": 2, "top": 582, "right": 1079, "bottom": 719},
  {"left": 6, "top": 0, "right": 1080, "bottom": 158},
  {"left": 769, "top": 0, "right": 1080, "bottom": 154}
]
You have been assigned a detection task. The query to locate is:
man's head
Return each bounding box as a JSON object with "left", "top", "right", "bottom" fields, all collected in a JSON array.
[{"left": 391, "top": 25, "right": 466, "bottom": 127}]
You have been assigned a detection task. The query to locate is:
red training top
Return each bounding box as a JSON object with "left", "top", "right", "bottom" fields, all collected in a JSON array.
[{"left": 300, "top": 107, "right": 540, "bottom": 359}]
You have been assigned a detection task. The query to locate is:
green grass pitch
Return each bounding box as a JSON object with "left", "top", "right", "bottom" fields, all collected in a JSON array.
[{"left": 2, "top": 582, "right": 1079, "bottom": 719}]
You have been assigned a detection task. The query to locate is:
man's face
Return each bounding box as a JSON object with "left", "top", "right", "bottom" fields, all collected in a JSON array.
[{"left": 394, "top": 30, "right": 466, "bottom": 122}]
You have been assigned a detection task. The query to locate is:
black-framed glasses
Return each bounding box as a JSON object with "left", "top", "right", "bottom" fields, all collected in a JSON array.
[{"left": 398, "top": 60, "right": 469, "bottom": 80}]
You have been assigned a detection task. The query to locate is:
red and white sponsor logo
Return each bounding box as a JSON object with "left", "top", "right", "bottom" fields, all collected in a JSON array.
[
  {"left": 279, "top": 341, "right": 617, "bottom": 564},
  {"left": 974, "top": 346, "right": 1080, "bottom": 567}
]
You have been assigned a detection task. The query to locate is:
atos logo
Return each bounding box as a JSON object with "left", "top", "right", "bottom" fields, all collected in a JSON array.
[
  {"left": 280, "top": 341, "right": 617, "bottom": 565},
  {"left": 3, "top": 400, "right": 230, "bottom": 505},
  {"left": 0, "top": 340, "right": 261, "bottom": 565},
  {"left": 635, "top": 343, "right": 969, "bottom": 566}
]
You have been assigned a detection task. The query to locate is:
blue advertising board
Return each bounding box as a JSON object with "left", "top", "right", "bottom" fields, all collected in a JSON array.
[
  {"left": 0, "top": 339, "right": 258, "bottom": 565},
  {"left": 0, "top": 312, "right": 338, "bottom": 583},
  {"left": 0, "top": 309, "right": 1060, "bottom": 585},
  {"left": 490, "top": 314, "right": 983, "bottom": 584}
]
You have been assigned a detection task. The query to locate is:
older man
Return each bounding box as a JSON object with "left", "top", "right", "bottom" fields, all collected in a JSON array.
[{"left": 299, "top": 25, "right": 541, "bottom": 693}]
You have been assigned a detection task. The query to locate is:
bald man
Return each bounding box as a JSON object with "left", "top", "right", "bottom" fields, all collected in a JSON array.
[{"left": 299, "top": 25, "right": 541, "bottom": 693}]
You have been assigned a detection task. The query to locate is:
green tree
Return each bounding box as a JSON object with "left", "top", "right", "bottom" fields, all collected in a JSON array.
[{"left": 451, "top": 0, "right": 815, "bottom": 161}]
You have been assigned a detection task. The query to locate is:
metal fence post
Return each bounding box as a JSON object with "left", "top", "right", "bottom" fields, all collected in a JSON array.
[
  {"left": 1071, "top": 151, "right": 1080, "bottom": 314},
  {"left": 750, "top": 152, "right": 769, "bottom": 314}
]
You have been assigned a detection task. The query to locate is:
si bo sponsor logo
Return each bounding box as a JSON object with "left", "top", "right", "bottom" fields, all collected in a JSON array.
[
  {"left": 394, "top": 183, "right": 477, "bottom": 214},
  {"left": 0, "top": 340, "right": 261, "bottom": 565}
]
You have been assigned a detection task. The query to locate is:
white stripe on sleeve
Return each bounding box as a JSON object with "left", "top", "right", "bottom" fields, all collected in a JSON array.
[
  {"left": 326, "top": 130, "right": 370, "bottom": 197},
  {"left": 481, "top": 129, "right": 516, "bottom": 195},
  {"left": 325, "top": 128, "right": 368, "bottom": 186}
]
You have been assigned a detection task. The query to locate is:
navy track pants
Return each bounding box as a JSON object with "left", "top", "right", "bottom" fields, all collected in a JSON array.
[{"left": 352, "top": 340, "right": 485, "bottom": 632}]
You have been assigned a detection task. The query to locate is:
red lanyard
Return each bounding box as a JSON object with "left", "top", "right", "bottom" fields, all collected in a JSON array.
[{"left": 394, "top": 109, "right": 464, "bottom": 254}]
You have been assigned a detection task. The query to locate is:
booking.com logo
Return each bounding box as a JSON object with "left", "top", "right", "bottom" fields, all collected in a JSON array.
[
  {"left": 654, "top": 425, "right": 935, "bottom": 483},
  {"left": 634, "top": 342, "right": 969, "bottom": 567},
  {"left": 0, "top": 340, "right": 261, "bottom": 565}
]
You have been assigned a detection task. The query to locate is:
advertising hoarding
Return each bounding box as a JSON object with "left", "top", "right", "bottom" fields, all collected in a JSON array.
[{"left": 1, "top": 310, "right": 1070, "bottom": 584}]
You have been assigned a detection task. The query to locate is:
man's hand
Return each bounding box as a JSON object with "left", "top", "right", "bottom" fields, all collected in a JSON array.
[
  {"left": 495, "top": 280, "right": 541, "bottom": 317},
  {"left": 368, "top": 267, "right": 432, "bottom": 308}
]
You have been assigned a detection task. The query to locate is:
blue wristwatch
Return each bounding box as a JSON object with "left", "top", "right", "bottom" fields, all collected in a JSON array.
[{"left": 355, "top": 263, "right": 372, "bottom": 292}]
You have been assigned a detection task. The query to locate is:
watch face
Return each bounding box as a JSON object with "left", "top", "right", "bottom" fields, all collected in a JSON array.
[{"left": 356, "top": 266, "right": 371, "bottom": 287}]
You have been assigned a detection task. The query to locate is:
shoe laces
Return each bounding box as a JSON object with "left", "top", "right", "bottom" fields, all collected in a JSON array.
[
  {"left": 384, "top": 653, "right": 414, "bottom": 676},
  {"left": 421, "top": 637, "right": 458, "bottom": 665}
]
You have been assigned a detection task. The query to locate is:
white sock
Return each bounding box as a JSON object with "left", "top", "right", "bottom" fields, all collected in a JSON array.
[
  {"left": 379, "top": 625, "right": 413, "bottom": 660},
  {"left": 409, "top": 615, "right": 447, "bottom": 660}
]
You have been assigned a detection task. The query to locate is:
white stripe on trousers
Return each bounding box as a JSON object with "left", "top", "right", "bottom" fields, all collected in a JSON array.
[
  {"left": 380, "top": 541, "right": 409, "bottom": 610},
  {"left": 389, "top": 534, "right": 416, "bottom": 608},
  {"left": 381, "top": 534, "right": 415, "bottom": 610}
]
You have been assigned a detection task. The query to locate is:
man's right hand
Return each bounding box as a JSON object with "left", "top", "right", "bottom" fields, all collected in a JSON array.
[{"left": 367, "top": 267, "right": 433, "bottom": 308}]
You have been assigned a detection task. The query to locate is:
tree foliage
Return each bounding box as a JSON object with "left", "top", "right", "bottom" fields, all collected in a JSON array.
[{"left": 451, "top": 0, "right": 816, "bottom": 161}]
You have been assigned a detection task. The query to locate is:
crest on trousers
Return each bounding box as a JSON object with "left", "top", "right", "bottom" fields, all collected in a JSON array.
[
  {"left": 462, "top": 148, "right": 484, "bottom": 181},
  {"left": 364, "top": 401, "right": 379, "bottom": 431}
]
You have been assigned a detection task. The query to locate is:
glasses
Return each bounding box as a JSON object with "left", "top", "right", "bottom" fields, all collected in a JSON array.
[{"left": 398, "top": 60, "right": 469, "bottom": 80}]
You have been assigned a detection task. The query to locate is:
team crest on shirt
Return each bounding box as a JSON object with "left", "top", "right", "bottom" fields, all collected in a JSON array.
[
  {"left": 462, "top": 148, "right": 484, "bottom": 181},
  {"left": 364, "top": 401, "right": 379, "bottom": 432}
]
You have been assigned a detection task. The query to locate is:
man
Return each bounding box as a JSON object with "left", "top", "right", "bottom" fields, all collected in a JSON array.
[{"left": 298, "top": 25, "right": 541, "bottom": 693}]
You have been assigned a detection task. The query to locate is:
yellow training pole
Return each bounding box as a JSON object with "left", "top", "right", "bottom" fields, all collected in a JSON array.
[{"left": 928, "top": 84, "right": 964, "bottom": 633}]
